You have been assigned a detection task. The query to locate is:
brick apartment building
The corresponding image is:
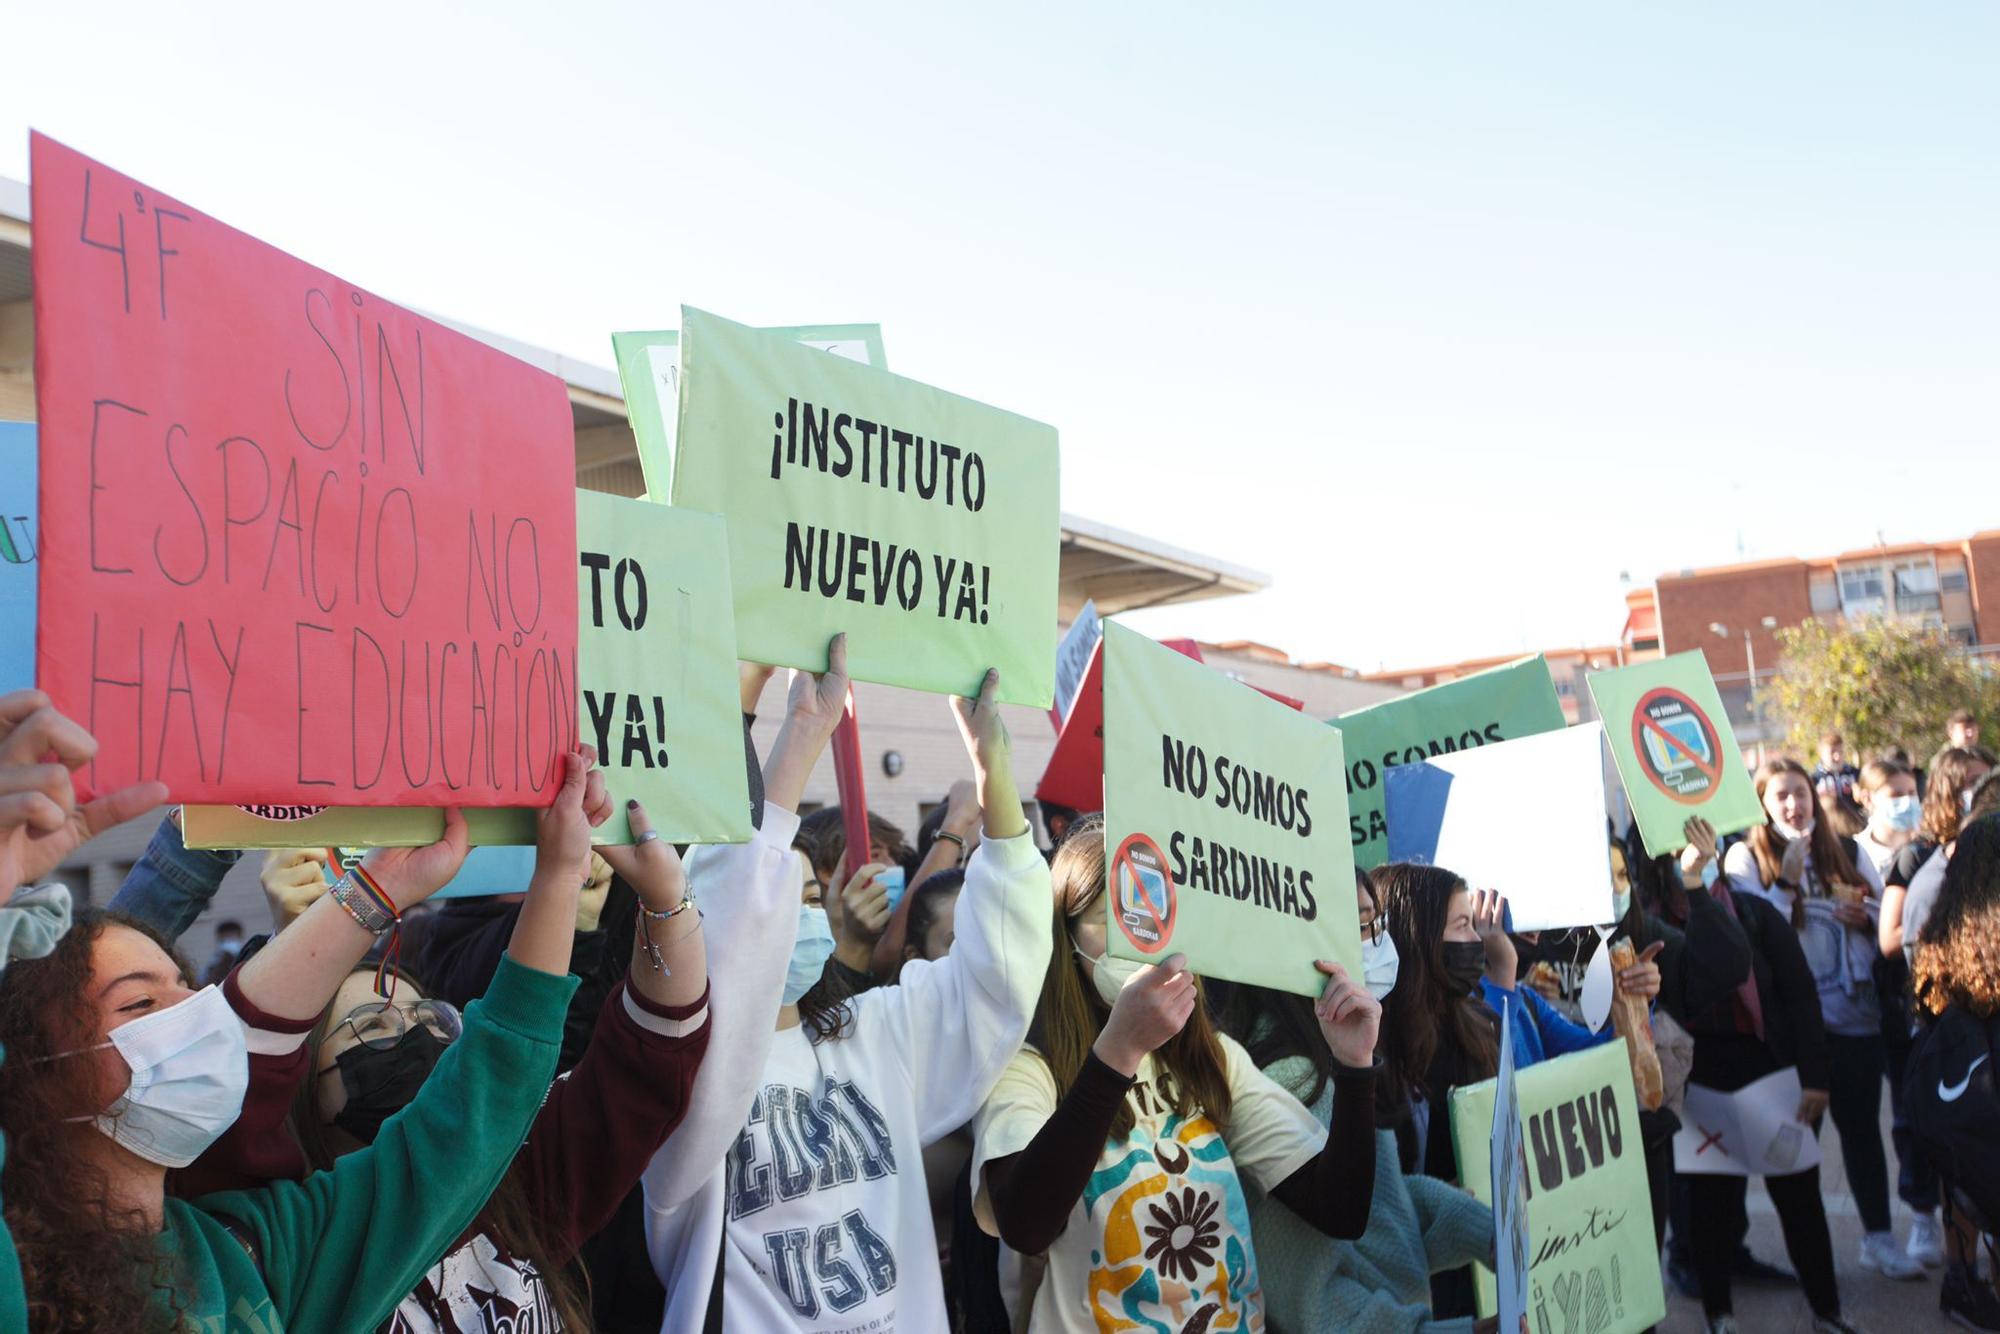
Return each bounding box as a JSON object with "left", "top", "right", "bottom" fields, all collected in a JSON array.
[{"left": 1648, "top": 534, "right": 2000, "bottom": 746}]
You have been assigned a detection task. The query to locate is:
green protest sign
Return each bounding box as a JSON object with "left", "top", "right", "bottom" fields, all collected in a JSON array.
[
  {"left": 612, "top": 324, "right": 887, "bottom": 500},
  {"left": 574, "top": 491, "right": 751, "bottom": 845},
  {"left": 185, "top": 493, "right": 752, "bottom": 849},
  {"left": 1586, "top": 650, "right": 1763, "bottom": 857},
  {"left": 1333, "top": 656, "right": 1567, "bottom": 869},
  {"left": 1101, "top": 622, "right": 1359, "bottom": 995},
  {"left": 671, "top": 307, "right": 1060, "bottom": 708},
  {"left": 1451, "top": 1041, "right": 1667, "bottom": 1334}
]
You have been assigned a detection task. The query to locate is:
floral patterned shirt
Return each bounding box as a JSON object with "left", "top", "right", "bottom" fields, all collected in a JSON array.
[{"left": 972, "top": 1036, "right": 1323, "bottom": 1332}]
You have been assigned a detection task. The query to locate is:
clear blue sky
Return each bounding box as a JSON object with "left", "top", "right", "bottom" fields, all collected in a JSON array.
[{"left": 6, "top": 3, "right": 1997, "bottom": 670}]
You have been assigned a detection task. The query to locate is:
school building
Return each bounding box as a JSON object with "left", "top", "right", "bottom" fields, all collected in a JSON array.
[{"left": 0, "top": 173, "right": 1401, "bottom": 962}]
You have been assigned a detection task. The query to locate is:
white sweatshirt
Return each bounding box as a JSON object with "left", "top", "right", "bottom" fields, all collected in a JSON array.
[{"left": 643, "top": 819, "right": 1052, "bottom": 1333}]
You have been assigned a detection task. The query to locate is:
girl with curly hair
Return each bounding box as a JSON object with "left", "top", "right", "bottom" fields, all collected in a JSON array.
[{"left": 0, "top": 742, "right": 607, "bottom": 1332}]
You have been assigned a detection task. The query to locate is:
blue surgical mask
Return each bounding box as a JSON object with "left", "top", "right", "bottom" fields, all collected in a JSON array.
[
  {"left": 1361, "top": 932, "right": 1401, "bottom": 1000},
  {"left": 1878, "top": 793, "right": 1920, "bottom": 833},
  {"left": 784, "top": 904, "right": 836, "bottom": 1005},
  {"left": 1612, "top": 889, "right": 1633, "bottom": 922}
]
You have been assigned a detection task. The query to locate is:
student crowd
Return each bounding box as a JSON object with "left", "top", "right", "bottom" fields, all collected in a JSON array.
[{"left": 2, "top": 645, "right": 1999, "bottom": 1334}]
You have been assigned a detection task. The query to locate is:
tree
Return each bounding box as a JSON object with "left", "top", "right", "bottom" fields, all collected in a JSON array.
[{"left": 1770, "top": 618, "right": 2000, "bottom": 761}]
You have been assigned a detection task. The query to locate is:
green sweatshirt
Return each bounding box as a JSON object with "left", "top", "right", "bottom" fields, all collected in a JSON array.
[
  {"left": 1, "top": 1079, "right": 22, "bottom": 1333},
  {"left": 150, "top": 955, "right": 576, "bottom": 1333}
]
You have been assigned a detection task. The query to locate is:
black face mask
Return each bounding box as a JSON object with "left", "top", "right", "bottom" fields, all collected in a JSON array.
[
  {"left": 1440, "top": 940, "right": 1488, "bottom": 996},
  {"left": 330, "top": 1025, "right": 447, "bottom": 1144}
]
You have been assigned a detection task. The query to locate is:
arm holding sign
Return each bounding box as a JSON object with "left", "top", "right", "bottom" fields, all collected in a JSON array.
[
  {"left": 852, "top": 669, "right": 1051, "bottom": 1141},
  {"left": 0, "top": 689, "right": 169, "bottom": 902},
  {"left": 108, "top": 814, "right": 245, "bottom": 943},
  {"left": 642, "top": 643, "right": 845, "bottom": 1216}
]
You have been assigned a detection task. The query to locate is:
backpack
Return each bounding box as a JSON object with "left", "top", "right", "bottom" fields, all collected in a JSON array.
[{"left": 1905, "top": 1003, "right": 2000, "bottom": 1231}]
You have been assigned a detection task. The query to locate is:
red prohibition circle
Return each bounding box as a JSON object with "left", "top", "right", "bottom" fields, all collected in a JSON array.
[
  {"left": 1630, "top": 687, "right": 1725, "bottom": 805},
  {"left": 1109, "top": 831, "right": 1177, "bottom": 955}
]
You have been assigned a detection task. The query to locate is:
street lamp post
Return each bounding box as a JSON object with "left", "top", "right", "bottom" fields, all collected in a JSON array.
[{"left": 1711, "top": 617, "right": 1782, "bottom": 764}]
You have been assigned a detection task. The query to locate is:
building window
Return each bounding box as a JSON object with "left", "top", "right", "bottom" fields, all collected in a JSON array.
[
  {"left": 1942, "top": 567, "right": 1970, "bottom": 593},
  {"left": 1809, "top": 574, "right": 1840, "bottom": 614},
  {"left": 1555, "top": 679, "right": 1575, "bottom": 698},
  {"left": 1950, "top": 625, "right": 1976, "bottom": 647},
  {"left": 1894, "top": 560, "right": 1941, "bottom": 616},
  {"left": 1838, "top": 564, "right": 1886, "bottom": 616}
]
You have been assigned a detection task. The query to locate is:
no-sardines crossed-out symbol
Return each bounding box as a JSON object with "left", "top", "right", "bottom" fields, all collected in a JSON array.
[
  {"left": 1111, "top": 832, "right": 1176, "bottom": 955},
  {"left": 1631, "top": 687, "right": 1724, "bottom": 805}
]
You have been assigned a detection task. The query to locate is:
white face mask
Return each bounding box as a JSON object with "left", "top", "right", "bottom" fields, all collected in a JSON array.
[
  {"left": 59, "top": 984, "right": 248, "bottom": 1168},
  {"left": 1074, "top": 942, "right": 1146, "bottom": 1008},
  {"left": 1877, "top": 793, "right": 1921, "bottom": 832},
  {"left": 1612, "top": 888, "right": 1633, "bottom": 922},
  {"left": 1360, "top": 932, "right": 1400, "bottom": 1000},
  {"left": 1775, "top": 816, "right": 1815, "bottom": 842},
  {"left": 784, "top": 905, "right": 837, "bottom": 1006}
]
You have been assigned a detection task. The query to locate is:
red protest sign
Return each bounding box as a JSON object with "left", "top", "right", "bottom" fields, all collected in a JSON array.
[
  {"left": 1037, "top": 637, "right": 1307, "bottom": 814},
  {"left": 31, "top": 135, "right": 579, "bottom": 805},
  {"left": 1037, "top": 636, "right": 1203, "bottom": 814}
]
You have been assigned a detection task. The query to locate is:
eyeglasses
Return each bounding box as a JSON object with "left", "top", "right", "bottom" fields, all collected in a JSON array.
[
  {"left": 323, "top": 997, "right": 462, "bottom": 1058},
  {"left": 1361, "top": 911, "right": 1388, "bottom": 945}
]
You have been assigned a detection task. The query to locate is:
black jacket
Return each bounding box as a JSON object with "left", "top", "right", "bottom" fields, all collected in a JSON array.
[{"left": 1685, "top": 887, "right": 1829, "bottom": 1093}]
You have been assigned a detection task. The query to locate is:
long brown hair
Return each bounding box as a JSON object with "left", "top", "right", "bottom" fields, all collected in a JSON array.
[
  {"left": 0, "top": 909, "right": 196, "bottom": 1332},
  {"left": 1923, "top": 747, "right": 1989, "bottom": 845},
  {"left": 1372, "top": 863, "right": 1497, "bottom": 1110},
  {"left": 1746, "top": 758, "right": 1864, "bottom": 925},
  {"left": 293, "top": 964, "right": 593, "bottom": 1332},
  {"left": 1031, "top": 816, "right": 1232, "bottom": 1142}
]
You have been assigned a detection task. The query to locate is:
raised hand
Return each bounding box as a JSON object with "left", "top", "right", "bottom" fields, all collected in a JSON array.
[
  {"left": 533, "top": 746, "right": 610, "bottom": 884},
  {"left": 1779, "top": 835, "right": 1810, "bottom": 887},
  {"left": 0, "top": 689, "right": 168, "bottom": 896},
  {"left": 1471, "top": 887, "right": 1517, "bottom": 985},
  {"left": 261, "top": 847, "right": 331, "bottom": 930},
  {"left": 830, "top": 861, "right": 892, "bottom": 950},
  {"left": 1313, "top": 959, "right": 1381, "bottom": 1067},
  {"left": 786, "top": 634, "right": 850, "bottom": 740},
  {"left": 600, "top": 800, "right": 687, "bottom": 914},
  {"left": 950, "top": 668, "right": 1025, "bottom": 839},
  {"left": 1091, "top": 952, "right": 1197, "bottom": 1077},
  {"left": 1679, "top": 816, "right": 1719, "bottom": 874}
]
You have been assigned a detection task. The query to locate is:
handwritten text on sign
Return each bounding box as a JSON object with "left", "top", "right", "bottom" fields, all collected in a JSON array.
[
  {"left": 672, "top": 307, "right": 1059, "bottom": 707},
  {"left": 30, "top": 135, "right": 579, "bottom": 804}
]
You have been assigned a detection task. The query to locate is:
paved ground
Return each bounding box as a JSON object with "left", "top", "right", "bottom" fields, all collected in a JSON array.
[{"left": 1657, "top": 1077, "right": 1975, "bottom": 1332}]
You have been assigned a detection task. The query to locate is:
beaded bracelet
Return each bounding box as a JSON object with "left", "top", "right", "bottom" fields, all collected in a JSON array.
[{"left": 637, "top": 890, "right": 700, "bottom": 975}]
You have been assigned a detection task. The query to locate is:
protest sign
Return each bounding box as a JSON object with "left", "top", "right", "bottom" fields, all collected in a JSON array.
[
  {"left": 0, "top": 422, "right": 35, "bottom": 691},
  {"left": 573, "top": 492, "right": 749, "bottom": 844},
  {"left": 1384, "top": 723, "right": 1617, "bottom": 930},
  {"left": 323, "top": 844, "right": 539, "bottom": 902},
  {"left": 1452, "top": 1040, "right": 1667, "bottom": 1334},
  {"left": 182, "top": 803, "right": 533, "bottom": 850},
  {"left": 611, "top": 324, "right": 886, "bottom": 500},
  {"left": 1587, "top": 650, "right": 1764, "bottom": 857},
  {"left": 1493, "top": 1008, "right": 1530, "bottom": 1334},
  {"left": 186, "top": 493, "right": 753, "bottom": 847},
  {"left": 1674, "top": 1068, "right": 1822, "bottom": 1178},
  {"left": 671, "top": 307, "right": 1059, "bottom": 706},
  {"left": 1038, "top": 634, "right": 1206, "bottom": 815},
  {"left": 30, "top": 135, "right": 579, "bottom": 806},
  {"left": 1333, "top": 657, "right": 1566, "bottom": 870},
  {"left": 1100, "top": 622, "right": 1358, "bottom": 994},
  {"left": 1049, "top": 600, "right": 1102, "bottom": 729}
]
